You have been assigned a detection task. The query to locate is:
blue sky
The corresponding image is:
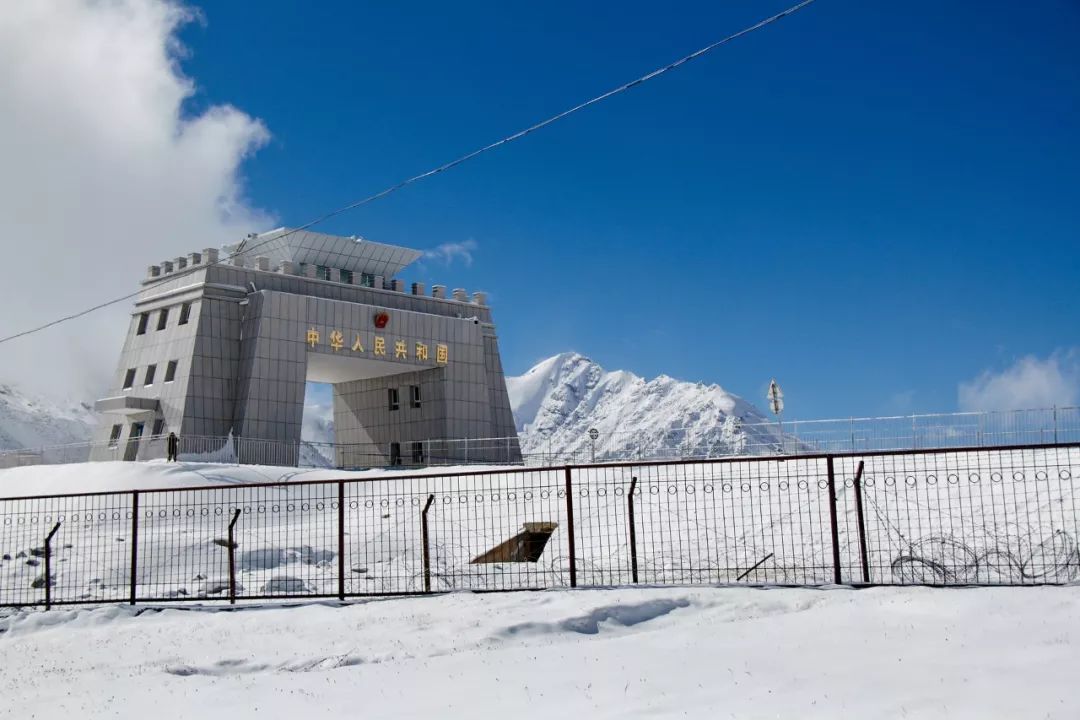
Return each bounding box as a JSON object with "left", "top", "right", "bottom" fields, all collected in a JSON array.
[{"left": 177, "top": 0, "right": 1079, "bottom": 418}]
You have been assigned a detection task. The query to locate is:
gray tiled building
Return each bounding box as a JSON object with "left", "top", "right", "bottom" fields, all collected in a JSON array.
[{"left": 91, "top": 229, "right": 520, "bottom": 466}]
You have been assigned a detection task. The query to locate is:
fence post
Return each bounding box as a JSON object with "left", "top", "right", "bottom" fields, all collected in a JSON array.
[
  {"left": 564, "top": 467, "right": 577, "bottom": 588},
  {"left": 421, "top": 494, "right": 435, "bottom": 593},
  {"left": 825, "top": 456, "right": 842, "bottom": 585},
  {"left": 129, "top": 491, "right": 139, "bottom": 605},
  {"left": 337, "top": 480, "right": 345, "bottom": 601},
  {"left": 227, "top": 509, "right": 241, "bottom": 605},
  {"left": 43, "top": 521, "right": 62, "bottom": 610},
  {"left": 851, "top": 461, "right": 870, "bottom": 583},
  {"left": 627, "top": 476, "right": 639, "bottom": 584}
]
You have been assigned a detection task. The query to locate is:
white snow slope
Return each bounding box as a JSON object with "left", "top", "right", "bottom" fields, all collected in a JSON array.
[
  {"left": 508, "top": 352, "right": 779, "bottom": 459},
  {"left": 2, "top": 585, "right": 1079, "bottom": 719},
  {"left": 0, "top": 384, "right": 96, "bottom": 451}
]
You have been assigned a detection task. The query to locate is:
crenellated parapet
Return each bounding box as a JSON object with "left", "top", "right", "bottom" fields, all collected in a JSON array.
[{"left": 144, "top": 233, "right": 489, "bottom": 306}]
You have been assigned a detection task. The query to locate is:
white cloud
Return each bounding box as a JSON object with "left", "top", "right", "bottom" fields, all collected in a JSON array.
[
  {"left": 958, "top": 351, "right": 1080, "bottom": 412},
  {"left": 0, "top": 0, "right": 270, "bottom": 399},
  {"left": 424, "top": 239, "right": 477, "bottom": 267}
]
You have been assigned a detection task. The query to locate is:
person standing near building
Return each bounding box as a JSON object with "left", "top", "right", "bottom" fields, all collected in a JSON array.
[{"left": 166, "top": 431, "right": 179, "bottom": 462}]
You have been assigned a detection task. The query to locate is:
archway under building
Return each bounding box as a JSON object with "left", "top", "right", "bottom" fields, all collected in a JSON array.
[{"left": 300, "top": 352, "right": 446, "bottom": 469}]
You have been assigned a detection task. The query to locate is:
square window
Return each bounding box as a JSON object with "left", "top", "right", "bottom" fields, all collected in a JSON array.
[
  {"left": 151, "top": 419, "right": 165, "bottom": 437},
  {"left": 178, "top": 302, "right": 191, "bottom": 325},
  {"left": 339, "top": 269, "right": 353, "bottom": 285},
  {"left": 156, "top": 308, "right": 169, "bottom": 331},
  {"left": 410, "top": 385, "right": 422, "bottom": 408},
  {"left": 136, "top": 313, "right": 149, "bottom": 335},
  {"left": 107, "top": 424, "right": 122, "bottom": 448},
  {"left": 122, "top": 368, "right": 136, "bottom": 390},
  {"left": 144, "top": 364, "right": 156, "bottom": 385},
  {"left": 164, "top": 360, "right": 178, "bottom": 382},
  {"left": 388, "top": 388, "right": 400, "bottom": 411}
]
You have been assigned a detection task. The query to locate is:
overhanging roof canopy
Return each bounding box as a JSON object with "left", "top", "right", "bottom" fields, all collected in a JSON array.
[
  {"left": 229, "top": 228, "right": 422, "bottom": 278},
  {"left": 94, "top": 396, "right": 160, "bottom": 416}
]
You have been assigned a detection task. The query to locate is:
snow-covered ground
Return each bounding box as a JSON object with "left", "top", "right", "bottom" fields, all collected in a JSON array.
[
  {"left": 2, "top": 585, "right": 1079, "bottom": 719},
  {"left": 0, "top": 457, "right": 503, "bottom": 497}
]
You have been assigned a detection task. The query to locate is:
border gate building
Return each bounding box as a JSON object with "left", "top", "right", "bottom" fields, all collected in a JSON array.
[{"left": 91, "top": 229, "right": 521, "bottom": 466}]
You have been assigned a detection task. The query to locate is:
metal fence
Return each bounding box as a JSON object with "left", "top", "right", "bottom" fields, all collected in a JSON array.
[
  {"left": 0, "top": 434, "right": 369, "bottom": 470},
  {"left": 2, "top": 442, "right": 1078, "bottom": 608},
  {"left": 510, "top": 406, "right": 1080, "bottom": 465},
  {"left": 1, "top": 407, "right": 1077, "bottom": 471}
]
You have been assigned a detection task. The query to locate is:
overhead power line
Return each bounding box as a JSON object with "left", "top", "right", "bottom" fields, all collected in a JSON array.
[{"left": 0, "top": 0, "right": 817, "bottom": 347}]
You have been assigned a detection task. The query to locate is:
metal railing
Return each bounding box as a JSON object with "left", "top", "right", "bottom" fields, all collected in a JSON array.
[
  {"left": 1, "top": 442, "right": 1078, "bottom": 608},
  {"left": 1, "top": 406, "right": 1077, "bottom": 472},
  {"left": 0, "top": 435, "right": 384, "bottom": 470},
  {"left": 507, "top": 406, "right": 1080, "bottom": 465}
]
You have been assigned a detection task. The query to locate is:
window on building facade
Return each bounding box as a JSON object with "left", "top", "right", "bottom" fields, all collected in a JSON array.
[
  {"left": 317, "top": 265, "right": 331, "bottom": 281},
  {"left": 156, "top": 308, "right": 169, "bottom": 330},
  {"left": 388, "top": 387, "right": 400, "bottom": 411},
  {"left": 164, "top": 360, "right": 178, "bottom": 383},
  {"left": 152, "top": 419, "right": 165, "bottom": 437},
  {"left": 339, "top": 269, "right": 353, "bottom": 284},
  {"left": 122, "top": 368, "right": 136, "bottom": 390},
  {"left": 410, "top": 385, "right": 422, "bottom": 408},
  {"left": 360, "top": 273, "right": 375, "bottom": 288},
  {"left": 108, "top": 424, "right": 123, "bottom": 448},
  {"left": 390, "top": 442, "right": 401, "bottom": 466},
  {"left": 144, "top": 364, "right": 156, "bottom": 385},
  {"left": 411, "top": 442, "right": 423, "bottom": 464},
  {"left": 178, "top": 302, "right": 191, "bottom": 325},
  {"left": 136, "top": 313, "right": 149, "bottom": 335}
]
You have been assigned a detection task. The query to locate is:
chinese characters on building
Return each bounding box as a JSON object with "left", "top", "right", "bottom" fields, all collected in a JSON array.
[{"left": 305, "top": 327, "right": 448, "bottom": 365}]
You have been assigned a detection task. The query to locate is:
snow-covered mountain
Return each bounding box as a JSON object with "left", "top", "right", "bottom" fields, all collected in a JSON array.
[
  {"left": 0, "top": 384, "right": 97, "bottom": 451},
  {"left": 507, "top": 353, "right": 780, "bottom": 460},
  {"left": 302, "top": 402, "right": 334, "bottom": 446}
]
